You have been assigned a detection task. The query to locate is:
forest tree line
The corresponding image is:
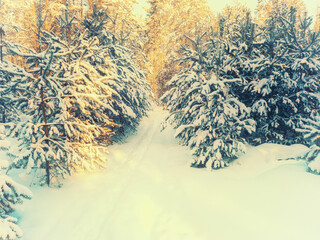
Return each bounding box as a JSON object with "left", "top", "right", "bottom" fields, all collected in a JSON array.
[{"left": 159, "top": 0, "right": 320, "bottom": 172}]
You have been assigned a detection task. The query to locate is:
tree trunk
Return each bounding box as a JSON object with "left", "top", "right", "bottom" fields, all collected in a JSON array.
[
  {"left": 0, "top": 27, "right": 3, "bottom": 62},
  {"left": 2, "top": 108, "right": 5, "bottom": 123},
  {"left": 41, "top": 85, "right": 50, "bottom": 186}
]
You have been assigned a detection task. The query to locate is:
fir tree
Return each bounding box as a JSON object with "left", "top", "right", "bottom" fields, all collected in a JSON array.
[
  {"left": 0, "top": 23, "right": 20, "bottom": 124},
  {"left": 161, "top": 33, "right": 254, "bottom": 169},
  {"left": 82, "top": 7, "right": 152, "bottom": 140},
  {"left": 216, "top": 12, "right": 262, "bottom": 142},
  {"left": 6, "top": 39, "right": 86, "bottom": 186},
  {"left": 5, "top": 31, "right": 112, "bottom": 186},
  {"left": 53, "top": 5, "right": 116, "bottom": 144},
  {"left": 3, "top": 5, "right": 151, "bottom": 186},
  {"left": 0, "top": 60, "right": 22, "bottom": 124}
]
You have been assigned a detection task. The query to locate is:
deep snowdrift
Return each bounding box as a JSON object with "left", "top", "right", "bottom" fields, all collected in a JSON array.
[{"left": 6, "top": 107, "right": 320, "bottom": 240}]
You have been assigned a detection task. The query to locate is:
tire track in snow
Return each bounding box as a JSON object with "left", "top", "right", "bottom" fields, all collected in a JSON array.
[{"left": 94, "top": 113, "right": 161, "bottom": 238}]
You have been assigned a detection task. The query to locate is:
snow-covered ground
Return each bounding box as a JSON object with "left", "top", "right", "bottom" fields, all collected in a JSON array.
[{"left": 8, "top": 107, "right": 320, "bottom": 240}]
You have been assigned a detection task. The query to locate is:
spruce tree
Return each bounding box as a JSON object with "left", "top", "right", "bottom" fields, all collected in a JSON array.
[
  {"left": 217, "top": 12, "right": 262, "bottom": 143},
  {"left": 53, "top": 5, "right": 116, "bottom": 144},
  {"left": 0, "top": 23, "right": 20, "bottom": 124},
  {"left": 6, "top": 39, "right": 88, "bottom": 186},
  {"left": 0, "top": 60, "right": 22, "bottom": 124},
  {"left": 161, "top": 33, "right": 254, "bottom": 169},
  {"left": 5, "top": 7, "right": 114, "bottom": 186},
  {"left": 82, "top": 7, "right": 152, "bottom": 140}
]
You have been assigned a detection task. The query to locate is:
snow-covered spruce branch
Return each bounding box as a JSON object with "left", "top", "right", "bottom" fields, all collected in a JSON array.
[{"left": 0, "top": 173, "right": 32, "bottom": 240}]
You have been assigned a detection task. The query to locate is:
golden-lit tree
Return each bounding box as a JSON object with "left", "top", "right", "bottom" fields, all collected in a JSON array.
[
  {"left": 0, "top": 1, "right": 74, "bottom": 50},
  {"left": 86, "top": 0, "right": 140, "bottom": 38},
  {"left": 315, "top": 6, "right": 320, "bottom": 32},
  {"left": 84, "top": 0, "right": 147, "bottom": 74},
  {"left": 0, "top": 0, "right": 31, "bottom": 48},
  {"left": 256, "top": 0, "right": 306, "bottom": 27},
  {"left": 2, "top": 2, "right": 152, "bottom": 186},
  {"left": 217, "top": 0, "right": 251, "bottom": 40},
  {"left": 0, "top": 0, "right": 142, "bottom": 62},
  {"left": 144, "top": 0, "right": 214, "bottom": 98}
]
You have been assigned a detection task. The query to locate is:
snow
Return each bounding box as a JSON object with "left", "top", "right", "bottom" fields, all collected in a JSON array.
[
  {"left": 308, "top": 154, "right": 320, "bottom": 174},
  {"left": 5, "top": 107, "right": 320, "bottom": 240},
  {"left": 0, "top": 134, "right": 11, "bottom": 169}
]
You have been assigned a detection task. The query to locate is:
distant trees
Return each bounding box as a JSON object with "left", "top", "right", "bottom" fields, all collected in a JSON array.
[
  {"left": 315, "top": 6, "right": 320, "bottom": 32},
  {"left": 256, "top": 0, "right": 306, "bottom": 27},
  {"left": 216, "top": 1, "right": 251, "bottom": 40},
  {"left": 144, "top": 0, "right": 214, "bottom": 97},
  {"left": 0, "top": 0, "right": 144, "bottom": 56}
]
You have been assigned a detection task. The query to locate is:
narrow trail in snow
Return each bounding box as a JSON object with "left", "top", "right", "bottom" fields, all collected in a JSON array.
[
  {"left": 96, "top": 116, "right": 159, "bottom": 236},
  {"left": 17, "top": 106, "right": 320, "bottom": 240},
  {"left": 19, "top": 107, "right": 197, "bottom": 240}
]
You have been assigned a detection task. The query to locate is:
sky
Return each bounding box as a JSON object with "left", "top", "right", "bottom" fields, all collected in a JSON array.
[{"left": 133, "top": 0, "right": 319, "bottom": 19}]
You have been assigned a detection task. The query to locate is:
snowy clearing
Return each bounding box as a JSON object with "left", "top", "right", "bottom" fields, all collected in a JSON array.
[{"left": 11, "top": 107, "right": 320, "bottom": 240}]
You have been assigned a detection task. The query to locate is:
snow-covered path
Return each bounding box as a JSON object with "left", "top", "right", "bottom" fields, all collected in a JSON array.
[{"left": 18, "top": 107, "right": 320, "bottom": 240}]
